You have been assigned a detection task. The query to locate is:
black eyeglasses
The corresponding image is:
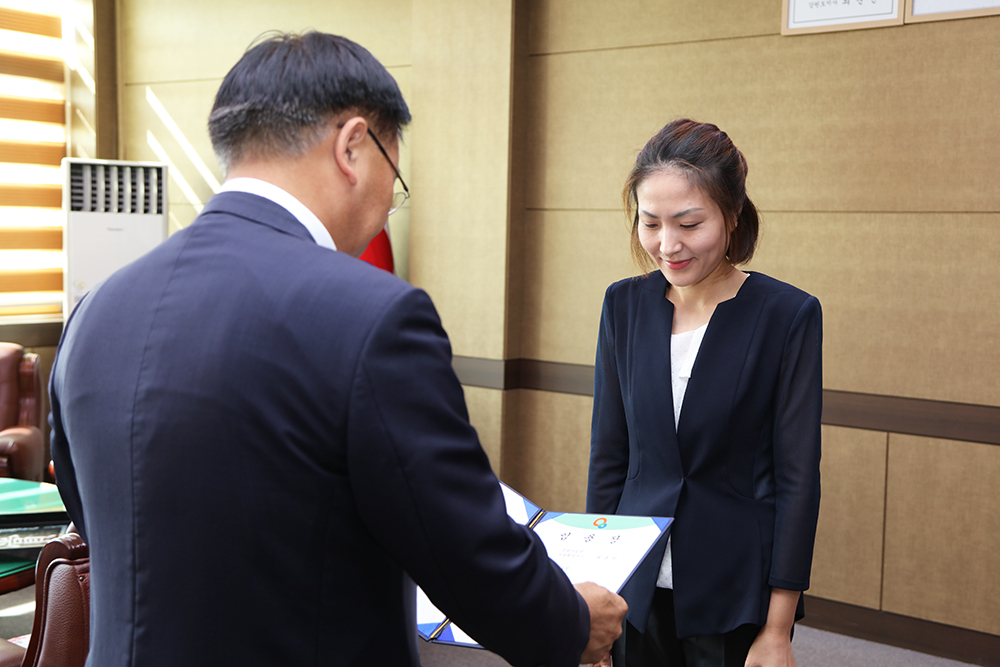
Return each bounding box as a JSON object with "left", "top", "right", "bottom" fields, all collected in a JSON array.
[{"left": 367, "top": 129, "right": 409, "bottom": 215}]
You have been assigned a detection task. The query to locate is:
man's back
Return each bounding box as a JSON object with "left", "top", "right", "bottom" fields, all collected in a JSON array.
[{"left": 50, "top": 193, "right": 588, "bottom": 666}]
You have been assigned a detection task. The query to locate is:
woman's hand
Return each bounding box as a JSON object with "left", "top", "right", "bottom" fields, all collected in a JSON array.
[
  {"left": 745, "top": 587, "right": 799, "bottom": 667},
  {"left": 745, "top": 625, "right": 796, "bottom": 667}
]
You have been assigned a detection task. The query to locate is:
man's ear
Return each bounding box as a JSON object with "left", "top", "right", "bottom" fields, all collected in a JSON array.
[{"left": 333, "top": 116, "right": 368, "bottom": 186}]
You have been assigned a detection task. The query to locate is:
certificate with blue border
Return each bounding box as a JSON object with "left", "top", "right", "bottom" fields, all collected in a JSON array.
[{"left": 417, "top": 481, "right": 672, "bottom": 648}]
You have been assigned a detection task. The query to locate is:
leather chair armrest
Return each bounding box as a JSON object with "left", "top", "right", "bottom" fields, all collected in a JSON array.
[{"left": 0, "top": 426, "right": 44, "bottom": 482}]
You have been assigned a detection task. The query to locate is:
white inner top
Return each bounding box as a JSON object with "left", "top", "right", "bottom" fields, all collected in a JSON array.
[{"left": 657, "top": 322, "right": 708, "bottom": 589}]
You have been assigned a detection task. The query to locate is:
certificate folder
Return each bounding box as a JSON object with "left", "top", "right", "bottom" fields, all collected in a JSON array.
[{"left": 416, "top": 481, "right": 672, "bottom": 648}]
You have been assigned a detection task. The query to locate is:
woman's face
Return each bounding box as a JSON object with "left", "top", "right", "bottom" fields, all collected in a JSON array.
[{"left": 636, "top": 168, "right": 732, "bottom": 289}]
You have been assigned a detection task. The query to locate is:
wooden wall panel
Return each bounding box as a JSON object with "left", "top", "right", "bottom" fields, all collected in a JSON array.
[
  {"left": 746, "top": 212, "right": 1000, "bottom": 406},
  {"left": 882, "top": 435, "right": 1000, "bottom": 636},
  {"left": 409, "top": 0, "right": 513, "bottom": 360},
  {"left": 462, "top": 386, "right": 504, "bottom": 476},
  {"left": 516, "top": 208, "right": 1000, "bottom": 407},
  {"left": 516, "top": 210, "right": 634, "bottom": 363},
  {"left": 528, "top": 0, "right": 779, "bottom": 54},
  {"left": 524, "top": 17, "right": 1000, "bottom": 214},
  {"left": 809, "top": 426, "right": 886, "bottom": 609},
  {"left": 514, "top": 6, "right": 1000, "bottom": 644},
  {"left": 502, "top": 389, "right": 592, "bottom": 513},
  {"left": 120, "top": 0, "right": 411, "bottom": 84}
]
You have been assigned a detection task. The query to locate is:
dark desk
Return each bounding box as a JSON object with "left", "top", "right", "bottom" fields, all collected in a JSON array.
[{"left": 0, "top": 479, "right": 69, "bottom": 594}]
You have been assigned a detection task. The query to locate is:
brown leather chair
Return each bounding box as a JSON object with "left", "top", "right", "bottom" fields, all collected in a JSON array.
[
  {"left": 0, "top": 344, "right": 44, "bottom": 483},
  {"left": 0, "top": 533, "right": 90, "bottom": 667}
]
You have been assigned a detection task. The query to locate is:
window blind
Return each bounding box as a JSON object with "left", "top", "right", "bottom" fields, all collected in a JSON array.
[{"left": 0, "top": 1, "right": 65, "bottom": 319}]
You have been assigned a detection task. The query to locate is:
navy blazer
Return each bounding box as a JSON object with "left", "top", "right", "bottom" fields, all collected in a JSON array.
[
  {"left": 50, "top": 192, "right": 588, "bottom": 667},
  {"left": 587, "top": 271, "right": 822, "bottom": 639}
]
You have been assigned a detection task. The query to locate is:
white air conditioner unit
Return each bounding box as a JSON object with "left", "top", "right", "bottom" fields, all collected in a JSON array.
[{"left": 62, "top": 158, "right": 169, "bottom": 318}]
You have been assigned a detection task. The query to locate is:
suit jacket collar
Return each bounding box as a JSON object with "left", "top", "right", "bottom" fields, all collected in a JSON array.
[{"left": 199, "top": 191, "right": 317, "bottom": 245}]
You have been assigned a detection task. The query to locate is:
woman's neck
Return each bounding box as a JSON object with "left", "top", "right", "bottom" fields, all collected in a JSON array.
[{"left": 667, "top": 264, "right": 748, "bottom": 333}]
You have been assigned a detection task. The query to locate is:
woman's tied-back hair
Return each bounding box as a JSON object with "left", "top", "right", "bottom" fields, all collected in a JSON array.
[
  {"left": 623, "top": 119, "right": 760, "bottom": 273},
  {"left": 209, "top": 31, "right": 412, "bottom": 174}
]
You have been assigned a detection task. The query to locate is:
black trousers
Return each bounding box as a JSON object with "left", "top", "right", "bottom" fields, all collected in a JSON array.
[{"left": 612, "top": 588, "right": 761, "bottom": 667}]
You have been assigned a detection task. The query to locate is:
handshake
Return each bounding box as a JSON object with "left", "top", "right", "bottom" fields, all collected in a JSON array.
[{"left": 575, "top": 582, "right": 629, "bottom": 666}]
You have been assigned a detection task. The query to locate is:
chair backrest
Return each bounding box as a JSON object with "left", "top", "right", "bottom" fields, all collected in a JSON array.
[
  {"left": 0, "top": 344, "right": 41, "bottom": 432},
  {"left": 16, "top": 353, "right": 40, "bottom": 433},
  {"left": 20, "top": 533, "right": 90, "bottom": 667},
  {"left": 0, "top": 344, "right": 24, "bottom": 432}
]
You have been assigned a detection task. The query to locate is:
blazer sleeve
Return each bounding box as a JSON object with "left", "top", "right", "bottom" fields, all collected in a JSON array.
[
  {"left": 345, "top": 288, "right": 589, "bottom": 667},
  {"left": 587, "top": 285, "right": 630, "bottom": 515},
  {"left": 769, "top": 295, "right": 823, "bottom": 591}
]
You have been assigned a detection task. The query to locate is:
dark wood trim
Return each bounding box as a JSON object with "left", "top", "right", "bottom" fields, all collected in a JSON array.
[
  {"left": 0, "top": 565, "right": 34, "bottom": 596},
  {"left": 506, "top": 358, "right": 595, "bottom": 396},
  {"left": 823, "top": 390, "right": 1000, "bottom": 445},
  {"left": 94, "top": 0, "right": 118, "bottom": 160},
  {"left": 0, "top": 322, "right": 62, "bottom": 348},
  {"left": 801, "top": 595, "right": 1000, "bottom": 667},
  {"left": 451, "top": 356, "right": 1000, "bottom": 445},
  {"left": 451, "top": 356, "right": 505, "bottom": 390}
]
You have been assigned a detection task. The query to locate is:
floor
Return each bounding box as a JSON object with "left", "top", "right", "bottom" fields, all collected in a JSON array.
[
  {"left": 417, "top": 624, "right": 982, "bottom": 667},
  {"left": 0, "top": 584, "right": 983, "bottom": 666},
  {"left": 0, "top": 584, "right": 34, "bottom": 645}
]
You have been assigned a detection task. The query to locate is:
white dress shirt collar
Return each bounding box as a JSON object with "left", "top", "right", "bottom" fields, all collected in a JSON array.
[{"left": 220, "top": 177, "right": 337, "bottom": 252}]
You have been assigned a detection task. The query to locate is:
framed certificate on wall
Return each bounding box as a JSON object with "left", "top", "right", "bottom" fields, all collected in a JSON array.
[
  {"left": 904, "top": 0, "right": 1000, "bottom": 22},
  {"left": 783, "top": 0, "right": 904, "bottom": 34}
]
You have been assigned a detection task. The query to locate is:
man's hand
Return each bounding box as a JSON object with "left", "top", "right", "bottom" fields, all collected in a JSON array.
[{"left": 574, "top": 582, "right": 628, "bottom": 664}]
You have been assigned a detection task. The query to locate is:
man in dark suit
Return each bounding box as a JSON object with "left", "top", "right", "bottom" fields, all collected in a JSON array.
[{"left": 49, "top": 31, "right": 626, "bottom": 667}]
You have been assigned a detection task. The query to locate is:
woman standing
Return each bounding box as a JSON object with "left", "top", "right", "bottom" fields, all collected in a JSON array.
[{"left": 587, "top": 119, "right": 822, "bottom": 667}]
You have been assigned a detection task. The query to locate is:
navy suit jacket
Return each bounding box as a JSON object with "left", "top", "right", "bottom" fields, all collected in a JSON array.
[
  {"left": 587, "top": 271, "right": 822, "bottom": 639},
  {"left": 50, "top": 192, "right": 588, "bottom": 667}
]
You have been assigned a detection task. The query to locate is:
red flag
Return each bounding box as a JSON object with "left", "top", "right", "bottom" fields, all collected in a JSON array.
[{"left": 359, "top": 228, "right": 394, "bottom": 273}]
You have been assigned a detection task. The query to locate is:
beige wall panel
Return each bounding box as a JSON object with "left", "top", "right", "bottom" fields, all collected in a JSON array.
[
  {"left": 882, "top": 435, "right": 1000, "bottom": 635},
  {"left": 121, "top": 70, "right": 412, "bottom": 262},
  {"left": 517, "top": 210, "right": 635, "bottom": 364},
  {"left": 409, "top": 0, "right": 513, "bottom": 360},
  {"left": 462, "top": 385, "right": 504, "bottom": 475},
  {"left": 808, "top": 426, "right": 886, "bottom": 609},
  {"left": 517, "top": 207, "right": 1000, "bottom": 407},
  {"left": 503, "top": 389, "right": 592, "bottom": 513},
  {"left": 122, "top": 81, "right": 222, "bottom": 210},
  {"left": 166, "top": 203, "right": 200, "bottom": 235},
  {"left": 746, "top": 212, "right": 1000, "bottom": 406},
  {"left": 524, "top": 18, "right": 1000, "bottom": 214},
  {"left": 528, "top": 0, "right": 780, "bottom": 54},
  {"left": 120, "top": 0, "right": 411, "bottom": 85},
  {"left": 386, "top": 206, "right": 411, "bottom": 282}
]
